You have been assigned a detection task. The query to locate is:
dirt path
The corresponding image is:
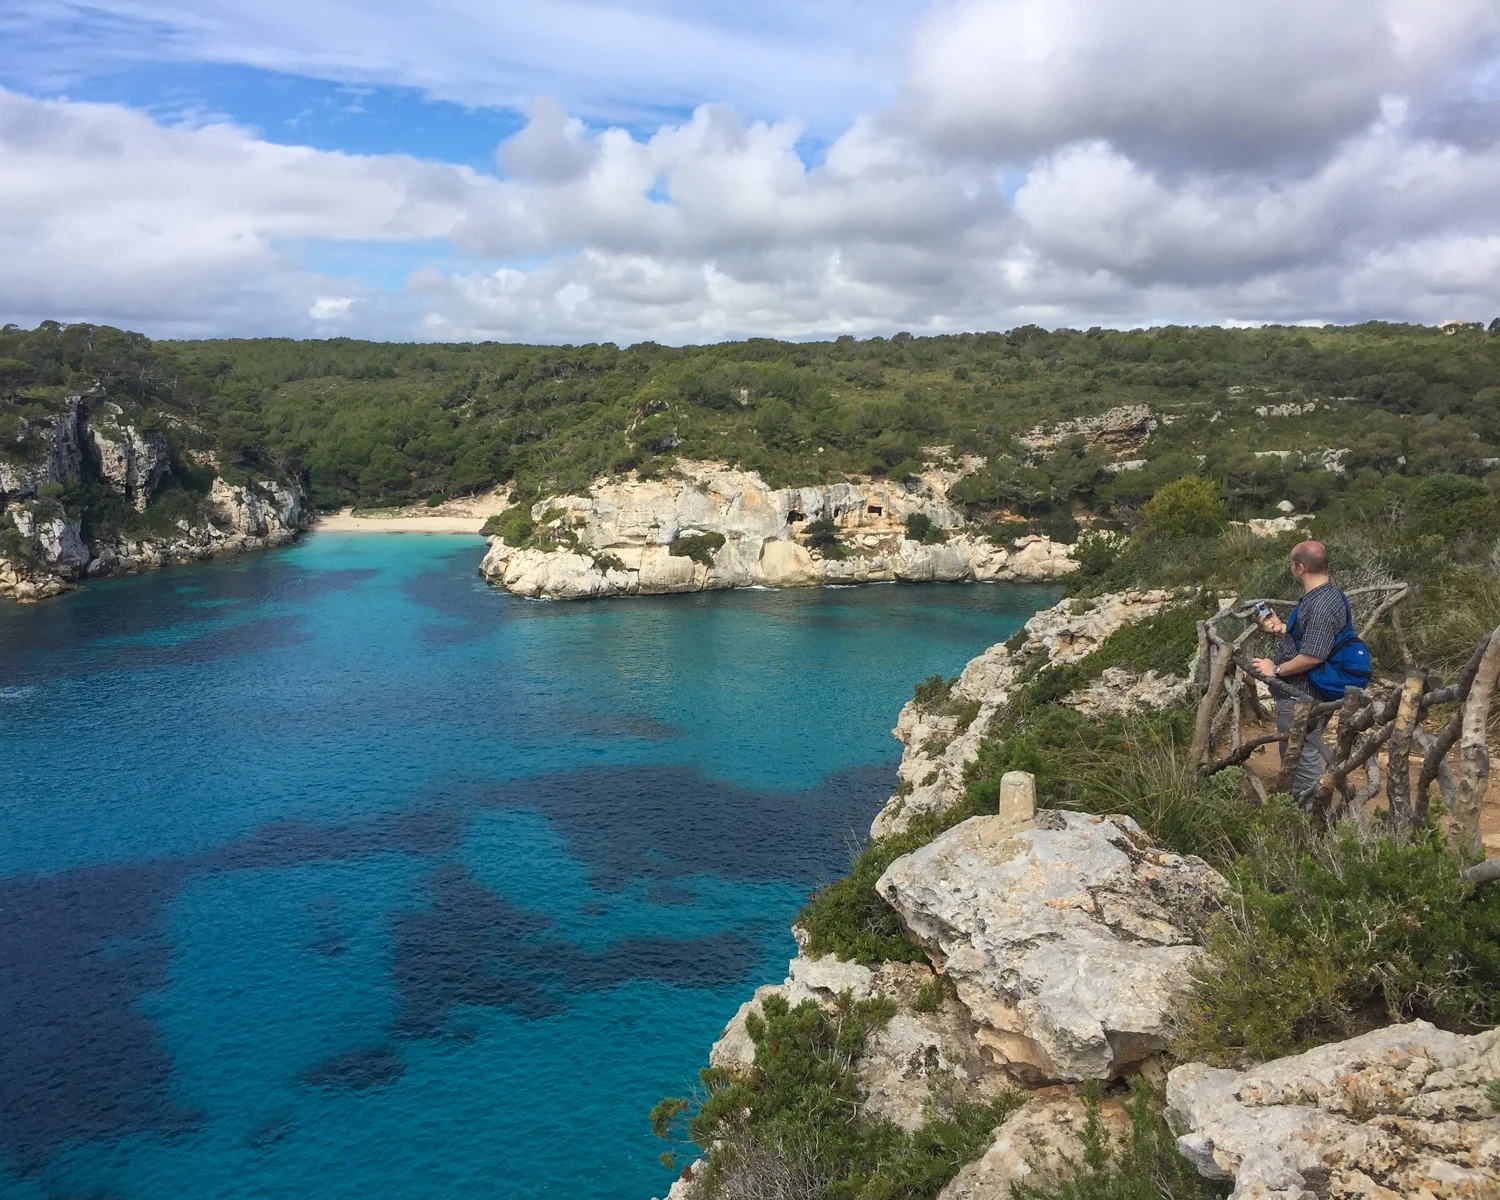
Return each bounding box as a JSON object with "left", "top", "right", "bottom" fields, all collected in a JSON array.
[{"left": 1237, "top": 714, "right": 1500, "bottom": 854}]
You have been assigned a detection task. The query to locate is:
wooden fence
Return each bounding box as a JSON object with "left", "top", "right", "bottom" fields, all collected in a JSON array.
[{"left": 1188, "top": 583, "right": 1500, "bottom": 870}]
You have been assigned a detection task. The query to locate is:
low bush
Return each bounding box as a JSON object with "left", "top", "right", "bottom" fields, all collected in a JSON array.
[
  {"left": 1139, "top": 476, "right": 1229, "bottom": 540},
  {"left": 481, "top": 503, "right": 535, "bottom": 545},
  {"left": 670, "top": 531, "right": 726, "bottom": 566},
  {"left": 904, "top": 512, "right": 948, "bottom": 545},
  {"left": 653, "top": 991, "right": 1023, "bottom": 1200},
  {"left": 912, "top": 674, "right": 954, "bottom": 708},
  {"left": 802, "top": 517, "right": 850, "bottom": 560},
  {"left": 1010, "top": 1079, "right": 1229, "bottom": 1200},
  {"left": 593, "top": 552, "right": 626, "bottom": 573},
  {"left": 1176, "top": 823, "right": 1500, "bottom": 1067}
]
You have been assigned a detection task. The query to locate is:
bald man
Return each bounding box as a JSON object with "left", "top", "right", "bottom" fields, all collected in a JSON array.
[{"left": 1250, "top": 541, "right": 1348, "bottom": 802}]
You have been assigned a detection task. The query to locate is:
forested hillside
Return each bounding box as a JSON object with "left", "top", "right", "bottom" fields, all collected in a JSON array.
[{"left": 3, "top": 319, "right": 1499, "bottom": 538}]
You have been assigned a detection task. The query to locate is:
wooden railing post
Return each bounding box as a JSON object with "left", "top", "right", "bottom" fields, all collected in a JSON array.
[
  {"left": 1386, "top": 674, "right": 1428, "bottom": 830},
  {"left": 1454, "top": 627, "right": 1500, "bottom": 855}
]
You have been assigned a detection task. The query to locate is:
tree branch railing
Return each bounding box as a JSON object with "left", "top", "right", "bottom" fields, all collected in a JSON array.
[{"left": 1188, "top": 584, "right": 1500, "bottom": 864}]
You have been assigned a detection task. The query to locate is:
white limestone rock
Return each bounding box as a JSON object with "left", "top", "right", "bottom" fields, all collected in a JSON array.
[
  {"left": 1064, "top": 666, "right": 1192, "bottom": 719},
  {"left": 87, "top": 402, "right": 169, "bottom": 511},
  {"left": 210, "top": 478, "right": 304, "bottom": 543},
  {"left": 871, "top": 590, "right": 1186, "bottom": 837},
  {"left": 1167, "top": 1021, "right": 1500, "bottom": 1199},
  {"left": 0, "top": 398, "right": 86, "bottom": 503},
  {"left": 938, "top": 1089, "right": 1133, "bottom": 1200},
  {"left": 1023, "top": 589, "right": 1176, "bottom": 664},
  {"left": 476, "top": 461, "right": 1076, "bottom": 599},
  {"left": 877, "top": 810, "right": 1226, "bottom": 1083}
]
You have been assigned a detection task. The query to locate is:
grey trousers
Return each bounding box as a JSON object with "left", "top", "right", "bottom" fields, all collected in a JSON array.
[{"left": 1275, "top": 694, "right": 1328, "bottom": 801}]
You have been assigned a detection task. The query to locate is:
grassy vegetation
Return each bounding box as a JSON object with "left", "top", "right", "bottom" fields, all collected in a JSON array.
[
  {"left": 669, "top": 532, "right": 726, "bottom": 566},
  {"left": 1010, "top": 1081, "right": 1229, "bottom": 1200},
  {"left": 652, "top": 991, "right": 1024, "bottom": 1200},
  {"left": 1176, "top": 823, "right": 1500, "bottom": 1067}
]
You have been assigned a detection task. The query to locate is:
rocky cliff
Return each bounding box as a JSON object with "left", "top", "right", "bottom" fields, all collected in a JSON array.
[
  {"left": 479, "top": 461, "right": 1076, "bottom": 600},
  {"left": 662, "top": 591, "right": 1500, "bottom": 1200},
  {"left": 0, "top": 394, "right": 308, "bottom": 602}
]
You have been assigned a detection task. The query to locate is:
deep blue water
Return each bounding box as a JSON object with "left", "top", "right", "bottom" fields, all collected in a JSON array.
[{"left": 0, "top": 535, "right": 1056, "bottom": 1200}]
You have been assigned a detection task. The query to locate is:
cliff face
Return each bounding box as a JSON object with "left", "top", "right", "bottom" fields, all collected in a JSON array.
[
  {"left": 479, "top": 462, "right": 1077, "bottom": 599},
  {"left": 0, "top": 394, "right": 309, "bottom": 602}
]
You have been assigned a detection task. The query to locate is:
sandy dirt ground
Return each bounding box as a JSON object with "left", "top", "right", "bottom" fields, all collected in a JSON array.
[
  {"left": 1236, "top": 711, "right": 1500, "bottom": 855},
  {"left": 311, "top": 488, "right": 510, "bottom": 535}
]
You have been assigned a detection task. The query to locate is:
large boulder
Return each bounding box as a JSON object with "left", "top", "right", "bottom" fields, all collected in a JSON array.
[
  {"left": 877, "top": 810, "right": 1225, "bottom": 1082},
  {"left": 938, "top": 1089, "right": 1132, "bottom": 1200},
  {"left": 1168, "top": 1021, "right": 1500, "bottom": 1199}
]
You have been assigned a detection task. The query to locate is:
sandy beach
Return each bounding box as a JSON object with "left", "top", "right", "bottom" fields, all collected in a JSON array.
[{"left": 311, "top": 490, "right": 509, "bottom": 535}]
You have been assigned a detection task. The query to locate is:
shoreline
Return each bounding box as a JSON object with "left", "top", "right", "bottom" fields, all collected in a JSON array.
[{"left": 311, "top": 509, "right": 490, "bottom": 535}]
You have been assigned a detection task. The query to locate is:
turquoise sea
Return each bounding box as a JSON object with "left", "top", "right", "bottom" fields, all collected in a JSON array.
[{"left": 0, "top": 535, "right": 1056, "bottom": 1200}]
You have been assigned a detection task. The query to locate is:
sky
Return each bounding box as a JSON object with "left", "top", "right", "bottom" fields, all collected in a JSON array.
[{"left": 2, "top": 0, "right": 1499, "bottom": 343}]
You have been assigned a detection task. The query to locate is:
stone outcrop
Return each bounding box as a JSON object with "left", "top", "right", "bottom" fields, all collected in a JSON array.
[
  {"left": 1019, "top": 405, "right": 1156, "bottom": 455},
  {"left": 938, "top": 1089, "right": 1132, "bottom": 1200},
  {"left": 709, "top": 954, "right": 1014, "bottom": 1132},
  {"left": 0, "top": 390, "right": 310, "bottom": 600},
  {"left": 478, "top": 461, "right": 1076, "bottom": 600},
  {"left": 0, "top": 399, "right": 87, "bottom": 504},
  {"left": 877, "top": 810, "right": 1225, "bottom": 1083},
  {"left": 86, "top": 401, "right": 170, "bottom": 511},
  {"left": 1062, "top": 665, "right": 1191, "bottom": 720},
  {"left": 872, "top": 589, "right": 1180, "bottom": 837},
  {"left": 1168, "top": 1021, "right": 1500, "bottom": 1199},
  {"left": 1, "top": 499, "right": 89, "bottom": 601}
]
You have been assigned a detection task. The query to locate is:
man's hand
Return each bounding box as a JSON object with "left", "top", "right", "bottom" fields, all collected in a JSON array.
[
  {"left": 1250, "top": 657, "right": 1277, "bottom": 679},
  {"left": 1257, "top": 611, "right": 1286, "bottom": 635}
]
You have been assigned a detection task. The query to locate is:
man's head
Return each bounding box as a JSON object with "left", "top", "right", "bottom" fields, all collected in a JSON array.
[{"left": 1289, "top": 540, "right": 1330, "bottom": 588}]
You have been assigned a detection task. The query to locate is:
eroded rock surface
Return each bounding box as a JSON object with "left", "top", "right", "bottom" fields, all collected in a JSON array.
[
  {"left": 1063, "top": 665, "right": 1191, "bottom": 720},
  {"left": 871, "top": 589, "right": 1181, "bottom": 837},
  {"left": 478, "top": 461, "right": 1076, "bottom": 599},
  {"left": 938, "top": 1089, "right": 1132, "bottom": 1200},
  {"left": 708, "top": 956, "right": 1013, "bottom": 1132},
  {"left": 87, "top": 402, "right": 170, "bottom": 511},
  {"left": 878, "top": 810, "right": 1225, "bottom": 1083},
  {"left": 1168, "top": 1021, "right": 1500, "bottom": 1200}
]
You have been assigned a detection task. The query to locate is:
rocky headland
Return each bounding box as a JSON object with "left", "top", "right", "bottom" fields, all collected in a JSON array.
[
  {"left": 0, "top": 394, "right": 308, "bottom": 602},
  {"left": 479, "top": 460, "right": 1077, "bottom": 600},
  {"left": 661, "top": 591, "right": 1500, "bottom": 1200}
]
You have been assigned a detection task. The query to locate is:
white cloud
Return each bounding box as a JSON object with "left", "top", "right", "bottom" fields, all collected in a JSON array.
[{"left": 2, "top": 0, "right": 1500, "bottom": 340}]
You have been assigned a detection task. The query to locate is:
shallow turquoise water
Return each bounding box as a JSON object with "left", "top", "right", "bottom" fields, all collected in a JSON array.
[{"left": 0, "top": 535, "right": 1056, "bottom": 1200}]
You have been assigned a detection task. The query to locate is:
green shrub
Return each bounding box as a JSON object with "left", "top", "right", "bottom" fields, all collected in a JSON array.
[
  {"left": 1176, "top": 823, "right": 1500, "bottom": 1067},
  {"left": 802, "top": 517, "right": 850, "bottom": 559},
  {"left": 1138, "top": 476, "right": 1230, "bottom": 540},
  {"left": 593, "top": 552, "right": 626, "bottom": 573},
  {"left": 481, "top": 503, "right": 535, "bottom": 545},
  {"left": 904, "top": 512, "right": 948, "bottom": 545},
  {"left": 912, "top": 674, "right": 954, "bottom": 708},
  {"left": 669, "top": 531, "right": 725, "bottom": 566},
  {"left": 654, "top": 991, "right": 1023, "bottom": 1200},
  {"left": 1011, "top": 1079, "right": 1229, "bottom": 1200},
  {"left": 425, "top": 493, "right": 445, "bottom": 507}
]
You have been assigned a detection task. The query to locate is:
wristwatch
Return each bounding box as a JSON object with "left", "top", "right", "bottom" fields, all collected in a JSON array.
[{"left": 1273, "top": 663, "right": 1281, "bottom": 677}]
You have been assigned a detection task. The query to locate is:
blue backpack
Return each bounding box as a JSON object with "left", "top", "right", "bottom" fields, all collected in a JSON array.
[{"left": 1287, "top": 590, "right": 1372, "bottom": 700}]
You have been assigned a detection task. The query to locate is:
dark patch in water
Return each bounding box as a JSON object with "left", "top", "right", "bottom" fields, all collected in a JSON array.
[
  {"left": 391, "top": 863, "right": 760, "bottom": 1032},
  {"left": 0, "top": 761, "right": 888, "bottom": 1169},
  {"left": 301, "top": 1045, "right": 406, "bottom": 1091},
  {"left": 644, "top": 883, "right": 698, "bottom": 906},
  {"left": 0, "top": 861, "right": 203, "bottom": 1173},
  {"left": 245, "top": 1113, "right": 296, "bottom": 1149},
  {"left": 477, "top": 762, "right": 894, "bottom": 890}
]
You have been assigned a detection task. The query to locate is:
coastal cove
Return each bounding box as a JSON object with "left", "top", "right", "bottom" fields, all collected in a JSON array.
[{"left": 0, "top": 534, "right": 1058, "bottom": 1200}]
